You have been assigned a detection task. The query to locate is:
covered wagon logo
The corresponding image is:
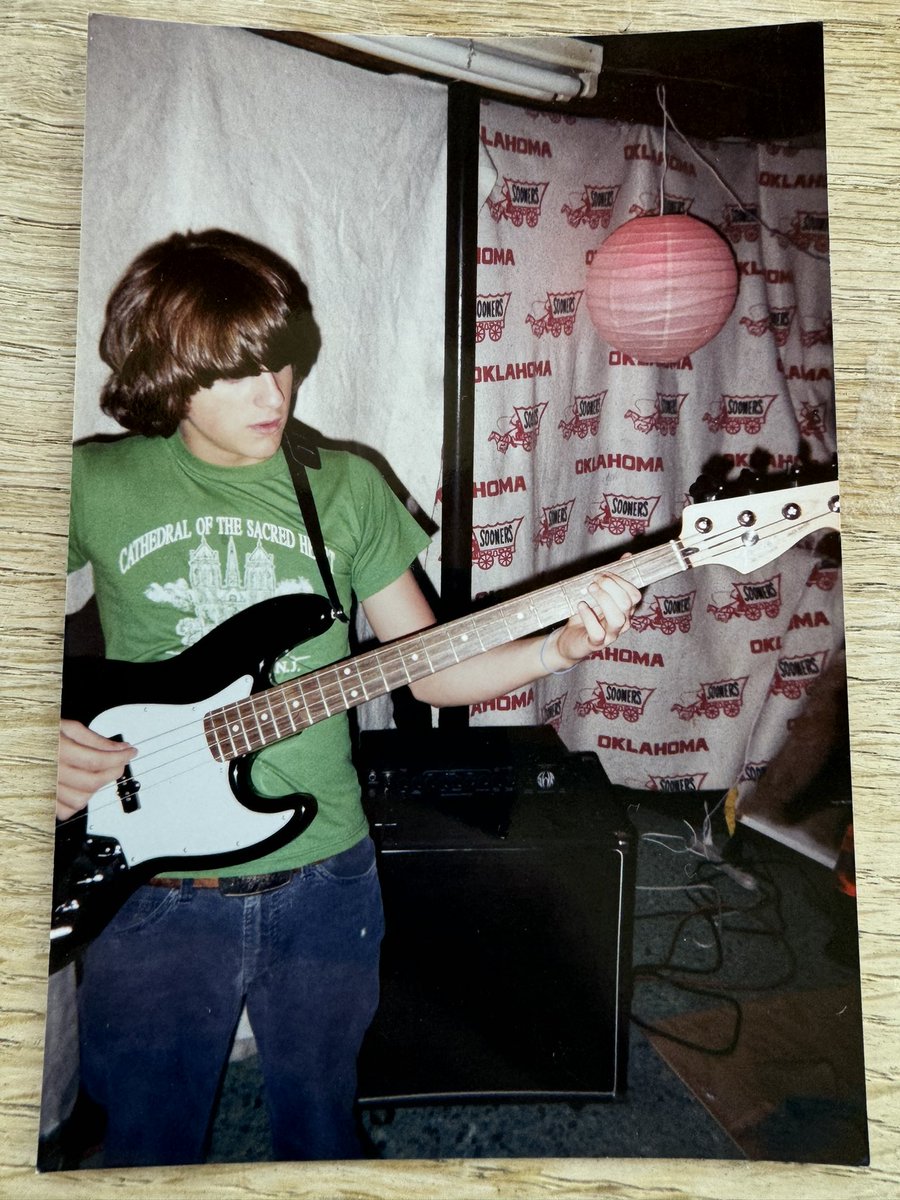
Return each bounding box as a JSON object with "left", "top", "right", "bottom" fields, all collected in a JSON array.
[
  {"left": 631, "top": 589, "right": 696, "bottom": 635},
  {"left": 559, "top": 391, "right": 607, "bottom": 440},
  {"left": 740, "top": 761, "right": 769, "bottom": 783},
  {"left": 798, "top": 399, "right": 828, "bottom": 445},
  {"left": 471, "top": 515, "right": 525, "bottom": 571},
  {"left": 586, "top": 493, "right": 660, "bottom": 538},
  {"left": 708, "top": 574, "right": 782, "bottom": 622},
  {"left": 526, "top": 290, "right": 582, "bottom": 337},
  {"left": 575, "top": 680, "right": 655, "bottom": 722},
  {"left": 672, "top": 676, "right": 748, "bottom": 721},
  {"left": 806, "top": 560, "right": 839, "bottom": 592},
  {"left": 629, "top": 192, "right": 693, "bottom": 218},
  {"left": 800, "top": 312, "right": 833, "bottom": 348},
  {"left": 541, "top": 691, "right": 569, "bottom": 733},
  {"left": 534, "top": 498, "right": 576, "bottom": 548},
  {"left": 488, "top": 401, "right": 549, "bottom": 454},
  {"left": 487, "top": 178, "right": 550, "bottom": 227},
  {"left": 646, "top": 772, "right": 709, "bottom": 793},
  {"left": 739, "top": 305, "right": 796, "bottom": 347},
  {"left": 703, "top": 393, "right": 777, "bottom": 435},
  {"left": 777, "top": 210, "right": 829, "bottom": 255},
  {"left": 475, "top": 292, "right": 512, "bottom": 343},
  {"left": 561, "top": 183, "right": 620, "bottom": 230},
  {"left": 770, "top": 650, "right": 828, "bottom": 699},
  {"left": 625, "top": 391, "right": 687, "bottom": 436},
  {"left": 721, "top": 202, "right": 761, "bottom": 244}
]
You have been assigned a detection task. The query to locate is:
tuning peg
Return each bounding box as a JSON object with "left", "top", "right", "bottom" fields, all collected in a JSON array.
[
  {"left": 689, "top": 473, "right": 724, "bottom": 503},
  {"left": 737, "top": 469, "right": 759, "bottom": 494},
  {"left": 787, "top": 460, "right": 805, "bottom": 487}
]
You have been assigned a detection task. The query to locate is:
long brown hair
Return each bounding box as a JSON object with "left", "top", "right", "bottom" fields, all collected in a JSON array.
[{"left": 99, "top": 229, "right": 314, "bottom": 437}]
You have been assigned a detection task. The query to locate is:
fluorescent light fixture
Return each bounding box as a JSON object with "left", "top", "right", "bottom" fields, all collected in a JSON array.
[{"left": 317, "top": 34, "right": 603, "bottom": 101}]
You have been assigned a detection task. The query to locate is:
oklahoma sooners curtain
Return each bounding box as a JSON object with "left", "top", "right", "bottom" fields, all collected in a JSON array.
[{"left": 425, "top": 97, "right": 840, "bottom": 804}]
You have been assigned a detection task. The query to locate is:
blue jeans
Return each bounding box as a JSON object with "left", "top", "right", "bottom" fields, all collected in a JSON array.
[{"left": 77, "top": 836, "right": 384, "bottom": 1166}]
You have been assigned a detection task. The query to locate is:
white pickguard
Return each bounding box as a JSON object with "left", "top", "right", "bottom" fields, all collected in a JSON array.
[{"left": 86, "top": 675, "right": 296, "bottom": 868}]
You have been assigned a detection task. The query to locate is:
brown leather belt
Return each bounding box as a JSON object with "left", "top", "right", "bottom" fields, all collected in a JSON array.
[{"left": 148, "top": 870, "right": 297, "bottom": 896}]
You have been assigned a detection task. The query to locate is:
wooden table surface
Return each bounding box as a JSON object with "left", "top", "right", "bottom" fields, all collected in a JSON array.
[{"left": 1, "top": 2, "right": 897, "bottom": 1196}]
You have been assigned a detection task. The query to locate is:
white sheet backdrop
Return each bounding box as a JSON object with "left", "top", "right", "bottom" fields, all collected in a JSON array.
[{"left": 72, "top": 15, "right": 447, "bottom": 557}]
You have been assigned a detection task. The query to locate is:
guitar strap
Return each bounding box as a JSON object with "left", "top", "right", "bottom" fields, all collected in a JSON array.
[{"left": 281, "top": 424, "right": 349, "bottom": 625}]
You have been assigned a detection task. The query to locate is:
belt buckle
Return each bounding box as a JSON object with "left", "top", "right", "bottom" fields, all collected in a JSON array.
[{"left": 217, "top": 871, "right": 292, "bottom": 897}]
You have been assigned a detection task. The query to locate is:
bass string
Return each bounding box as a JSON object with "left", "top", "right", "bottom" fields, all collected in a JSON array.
[
  {"left": 73, "top": 539, "right": 685, "bottom": 775},
  {"left": 227, "top": 540, "right": 687, "bottom": 722}
]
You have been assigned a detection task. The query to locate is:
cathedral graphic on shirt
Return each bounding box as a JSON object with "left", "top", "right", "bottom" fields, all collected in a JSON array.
[{"left": 145, "top": 533, "right": 312, "bottom": 650}]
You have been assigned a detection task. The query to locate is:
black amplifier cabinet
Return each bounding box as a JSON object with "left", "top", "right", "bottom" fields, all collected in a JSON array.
[{"left": 355, "top": 726, "right": 636, "bottom": 1106}]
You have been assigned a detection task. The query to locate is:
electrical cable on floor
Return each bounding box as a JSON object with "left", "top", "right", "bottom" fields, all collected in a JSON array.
[
  {"left": 631, "top": 880, "right": 741, "bottom": 1054},
  {"left": 629, "top": 805, "right": 805, "bottom": 1055},
  {"left": 631, "top": 983, "right": 743, "bottom": 1056},
  {"left": 689, "top": 856, "right": 800, "bottom": 993},
  {"left": 640, "top": 850, "right": 800, "bottom": 993}
]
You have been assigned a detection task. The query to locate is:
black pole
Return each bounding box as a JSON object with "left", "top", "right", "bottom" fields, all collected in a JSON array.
[{"left": 439, "top": 83, "right": 480, "bottom": 732}]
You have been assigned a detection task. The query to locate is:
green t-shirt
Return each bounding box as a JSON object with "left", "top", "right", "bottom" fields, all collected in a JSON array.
[{"left": 67, "top": 430, "right": 431, "bottom": 873}]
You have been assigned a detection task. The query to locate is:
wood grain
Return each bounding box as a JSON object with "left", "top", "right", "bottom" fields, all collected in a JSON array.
[{"left": 1, "top": 1, "right": 897, "bottom": 1195}]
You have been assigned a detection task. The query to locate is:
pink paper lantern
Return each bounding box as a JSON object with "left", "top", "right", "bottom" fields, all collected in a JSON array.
[{"left": 585, "top": 214, "right": 739, "bottom": 361}]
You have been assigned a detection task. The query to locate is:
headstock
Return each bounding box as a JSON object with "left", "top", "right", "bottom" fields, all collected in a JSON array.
[{"left": 680, "top": 479, "right": 841, "bottom": 574}]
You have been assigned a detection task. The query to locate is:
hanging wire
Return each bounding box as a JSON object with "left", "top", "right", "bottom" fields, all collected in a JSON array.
[
  {"left": 654, "top": 82, "right": 829, "bottom": 263},
  {"left": 658, "top": 83, "right": 669, "bottom": 213}
]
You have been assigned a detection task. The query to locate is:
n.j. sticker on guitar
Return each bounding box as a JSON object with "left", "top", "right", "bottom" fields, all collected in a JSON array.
[{"left": 50, "top": 477, "right": 840, "bottom": 970}]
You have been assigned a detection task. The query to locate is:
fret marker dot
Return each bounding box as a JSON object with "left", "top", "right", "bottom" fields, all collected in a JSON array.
[
  {"left": 350, "top": 689, "right": 359, "bottom": 699},
  {"left": 411, "top": 653, "right": 419, "bottom": 662},
  {"left": 343, "top": 667, "right": 351, "bottom": 676},
  {"left": 460, "top": 633, "right": 469, "bottom": 642},
  {"left": 231, "top": 724, "right": 239, "bottom": 733},
  {"left": 261, "top": 713, "right": 269, "bottom": 721},
  {"left": 291, "top": 700, "right": 300, "bottom": 709}
]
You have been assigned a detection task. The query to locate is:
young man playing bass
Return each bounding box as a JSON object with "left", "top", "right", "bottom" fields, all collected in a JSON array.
[{"left": 55, "top": 228, "right": 640, "bottom": 1166}]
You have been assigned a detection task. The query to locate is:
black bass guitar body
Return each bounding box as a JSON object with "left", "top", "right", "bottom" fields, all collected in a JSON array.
[{"left": 50, "top": 593, "right": 333, "bottom": 971}]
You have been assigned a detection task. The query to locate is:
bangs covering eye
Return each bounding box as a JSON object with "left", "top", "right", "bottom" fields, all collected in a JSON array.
[
  {"left": 99, "top": 229, "right": 315, "bottom": 437},
  {"left": 167, "top": 259, "right": 303, "bottom": 387}
]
